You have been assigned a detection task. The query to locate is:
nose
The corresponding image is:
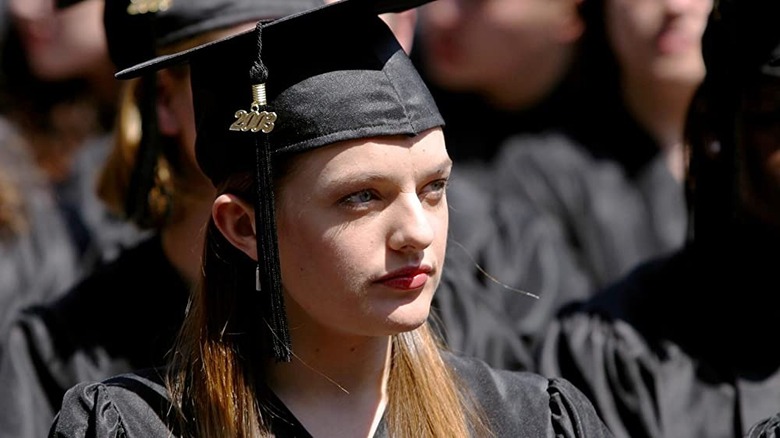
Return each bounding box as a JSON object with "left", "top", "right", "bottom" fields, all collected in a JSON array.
[
  {"left": 663, "top": 0, "right": 705, "bottom": 15},
  {"left": 387, "top": 193, "right": 435, "bottom": 253}
]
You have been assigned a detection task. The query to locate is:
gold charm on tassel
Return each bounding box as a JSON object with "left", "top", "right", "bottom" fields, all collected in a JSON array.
[
  {"left": 229, "top": 83, "right": 277, "bottom": 133},
  {"left": 127, "top": 0, "right": 172, "bottom": 15}
]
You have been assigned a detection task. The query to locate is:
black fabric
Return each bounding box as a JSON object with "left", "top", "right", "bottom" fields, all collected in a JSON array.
[
  {"left": 0, "top": 235, "right": 189, "bottom": 438},
  {"left": 437, "top": 130, "right": 685, "bottom": 371},
  {"left": 102, "top": 0, "right": 324, "bottom": 72},
  {"left": 0, "top": 118, "right": 80, "bottom": 354},
  {"left": 49, "top": 354, "right": 614, "bottom": 437},
  {"left": 538, "top": 225, "right": 780, "bottom": 438},
  {"left": 749, "top": 413, "right": 780, "bottom": 438}
]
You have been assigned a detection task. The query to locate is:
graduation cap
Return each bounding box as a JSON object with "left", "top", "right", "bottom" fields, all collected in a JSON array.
[
  {"left": 117, "top": 0, "right": 444, "bottom": 361},
  {"left": 103, "top": 0, "right": 325, "bottom": 73}
]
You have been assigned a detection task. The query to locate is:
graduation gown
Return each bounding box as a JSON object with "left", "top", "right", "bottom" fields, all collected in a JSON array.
[
  {"left": 0, "top": 235, "right": 189, "bottom": 438},
  {"left": 439, "top": 125, "right": 685, "bottom": 370},
  {"left": 49, "top": 354, "right": 614, "bottom": 437},
  {"left": 432, "top": 169, "right": 535, "bottom": 371},
  {"left": 0, "top": 118, "right": 80, "bottom": 345},
  {"left": 538, "top": 231, "right": 780, "bottom": 438},
  {"left": 749, "top": 413, "right": 780, "bottom": 438}
]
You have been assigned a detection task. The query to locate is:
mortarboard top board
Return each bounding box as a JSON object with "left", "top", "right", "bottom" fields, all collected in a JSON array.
[{"left": 116, "top": 0, "right": 444, "bottom": 362}]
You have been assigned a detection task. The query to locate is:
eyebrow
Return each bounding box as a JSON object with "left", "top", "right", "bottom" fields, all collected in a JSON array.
[{"left": 323, "top": 158, "right": 453, "bottom": 187}]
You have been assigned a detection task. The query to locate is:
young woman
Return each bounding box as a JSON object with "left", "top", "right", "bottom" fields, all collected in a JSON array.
[
  {"left": 539, "top": 0, "right": 780, "bottom": 436},
  {"left": 50, "top": 1, "right": 614, "bottom": 436}
]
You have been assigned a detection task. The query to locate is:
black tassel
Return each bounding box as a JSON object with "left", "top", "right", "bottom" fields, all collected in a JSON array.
[{"left": 250, "top": 23, "right": 292, "bottom": 363}]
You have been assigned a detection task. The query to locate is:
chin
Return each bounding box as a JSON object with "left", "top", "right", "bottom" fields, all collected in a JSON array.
[
  {"left": 382, "top": 307, "right": 431, "bottom": 335},
  {"left": 653, "top": 59, "right": 705, "bottom": 85}
]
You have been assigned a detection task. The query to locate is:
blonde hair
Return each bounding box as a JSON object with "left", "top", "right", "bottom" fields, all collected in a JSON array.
[
  {"left": 0, "top": 170, "right": 25, "bottom": 238},
  {"left": 95, "top": 30, "right": 225, "bottom": 229},
  {"left": 96, "top": 77, "right": 174, "bottom": 229}
]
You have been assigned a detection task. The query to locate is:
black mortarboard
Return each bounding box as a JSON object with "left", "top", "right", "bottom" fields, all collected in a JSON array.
[
  {"left": 116, "top": 0, "right": 444, "bottom": 361},
  {"left": 102, "top": 0, "right": 324, "bottom": 73}
]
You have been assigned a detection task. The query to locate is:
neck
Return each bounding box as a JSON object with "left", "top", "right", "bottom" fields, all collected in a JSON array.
[
  {"left": 268, "top": 334, "right": 392, "bottom": 437},
  {"left": 621, "top": 75, "right": 697, "bottom": 181},
  {"left": 160, "top": 192, "right": 213, "bottom": 284},
  {"left": 486, "top": 44, "right": 575, "bottom": 111}
]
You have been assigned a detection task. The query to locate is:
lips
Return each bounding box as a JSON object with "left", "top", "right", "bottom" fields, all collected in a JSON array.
[{"left": 376, "top": 265, "right": 432, "bottom": 290}]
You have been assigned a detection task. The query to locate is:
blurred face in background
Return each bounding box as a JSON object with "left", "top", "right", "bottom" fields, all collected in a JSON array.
[
  {"left": 736, "top": 75, "right": 780, "bottom": 228},
  {"left": 605, "top": 0, "right": 712, "bottom": 86},
  {"left": 417, "top": 0, "right": 583, "bottom": 109},
  {"left": 8, "top": 0, "right": 108, "bottom": 81}
]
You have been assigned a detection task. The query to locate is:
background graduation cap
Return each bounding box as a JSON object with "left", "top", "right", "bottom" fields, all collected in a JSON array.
[
  {"left": 117, "top": 0, "right": 444, "bottom": 361},
  {"left": 56, "top": 0, "right": 323, "bottom": 226}
]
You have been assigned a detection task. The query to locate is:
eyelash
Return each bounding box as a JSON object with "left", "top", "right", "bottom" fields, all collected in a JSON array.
[{"left": 338, "top": 178, "right": 450, "bottom": 208}]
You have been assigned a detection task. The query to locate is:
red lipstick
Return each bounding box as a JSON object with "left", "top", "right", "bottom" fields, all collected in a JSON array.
[{"left": 376, "top": 265, "right": 432, "bottom": 290}]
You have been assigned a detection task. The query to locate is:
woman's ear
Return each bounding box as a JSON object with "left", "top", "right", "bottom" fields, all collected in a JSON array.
[{"left": 213, "top": 194, "right": 258, "bottom": 261}]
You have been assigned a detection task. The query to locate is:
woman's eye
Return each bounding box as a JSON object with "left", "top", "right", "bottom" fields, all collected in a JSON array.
[
  {"left": 421, "top": 178, "right": 449, "bottom": 200},
  {"left": 341, "top": 189, "right": 378, "bottom": 206}
]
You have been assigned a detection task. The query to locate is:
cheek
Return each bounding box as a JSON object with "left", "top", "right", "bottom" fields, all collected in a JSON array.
[
  {"left": 277, "top": 215, "right": 377, "bottom": 297},
  {"left": 607, "top": 2, "right": 657, "bottom": 49}
]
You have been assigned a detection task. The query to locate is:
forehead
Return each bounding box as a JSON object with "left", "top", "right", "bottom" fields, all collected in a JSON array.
[{"left": 283, "top": 129, "right": 448, "bottom": 183}]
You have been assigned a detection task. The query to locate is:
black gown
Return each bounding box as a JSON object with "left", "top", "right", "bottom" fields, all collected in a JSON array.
[
  {"left": 0, "top": 118, "right": 80, "bottom": 346},
  {"left": 432, "top": 169, "right": 535, "bottom": 372},
  {"left": 538, "top": 227, "right": 780, "bottom": 438},
  {"left": 749, "top": 413, "right": 780, "bottom": 438},
  {"left": 49, "top": 354, "right": 614, "bottom": 437},
  {"left": 439, "top": 123, "right": 685, "bottom": 371},
  {"left": 0, "top": 235, "right": 189, "bottom": 438}
]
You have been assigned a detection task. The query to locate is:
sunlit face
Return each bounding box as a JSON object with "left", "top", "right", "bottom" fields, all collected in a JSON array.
[
  {"left": 275, "top": 128, "right": 450, "bottom": 340},
  {"left": 605, "top": 0, "right": 712, "bottom": 86},
  {"left": 418, "top": 0, "right": 581, "bottom": 106},
  {"left": 9, "top": 0, "right": 108, "bottom": 81},
  {"left": 736, "top": 76, "right": 780, "bottom": 227}
]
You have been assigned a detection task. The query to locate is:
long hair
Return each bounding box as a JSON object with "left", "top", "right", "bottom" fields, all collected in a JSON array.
[
  {"left": 0, "top": 131, "right": 31, "bottom": 238},
  {"left": 167, "top": 168, "right": 489, "bottom": 437},
  {"left": 96, "top": 30, "right": 226, "bottom": 230},
  {"left": 683, "top": 1, "right": 746, "bottom": 246},
  {"left": 95, "top": 75, "right": 176, "bottom": 229}
]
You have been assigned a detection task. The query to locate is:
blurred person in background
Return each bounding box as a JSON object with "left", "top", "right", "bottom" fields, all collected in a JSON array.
[
  {"left": 0, "top": 117, "right": 78, "bottom": 352},
  {"left": 0, "top": 0, "right": 142, "bottom": 275},
  {"left": 0, "top": 0, "right": 124, "bottom": 347},
  {"left": 539, "top": 0, "right": 780, "bottom": 436},
  {"left": 438, "top": 0, "right": 711, "bottom": 367},
  {"left": 414, "top": 0, "right": 585, "bottom": 164}
]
